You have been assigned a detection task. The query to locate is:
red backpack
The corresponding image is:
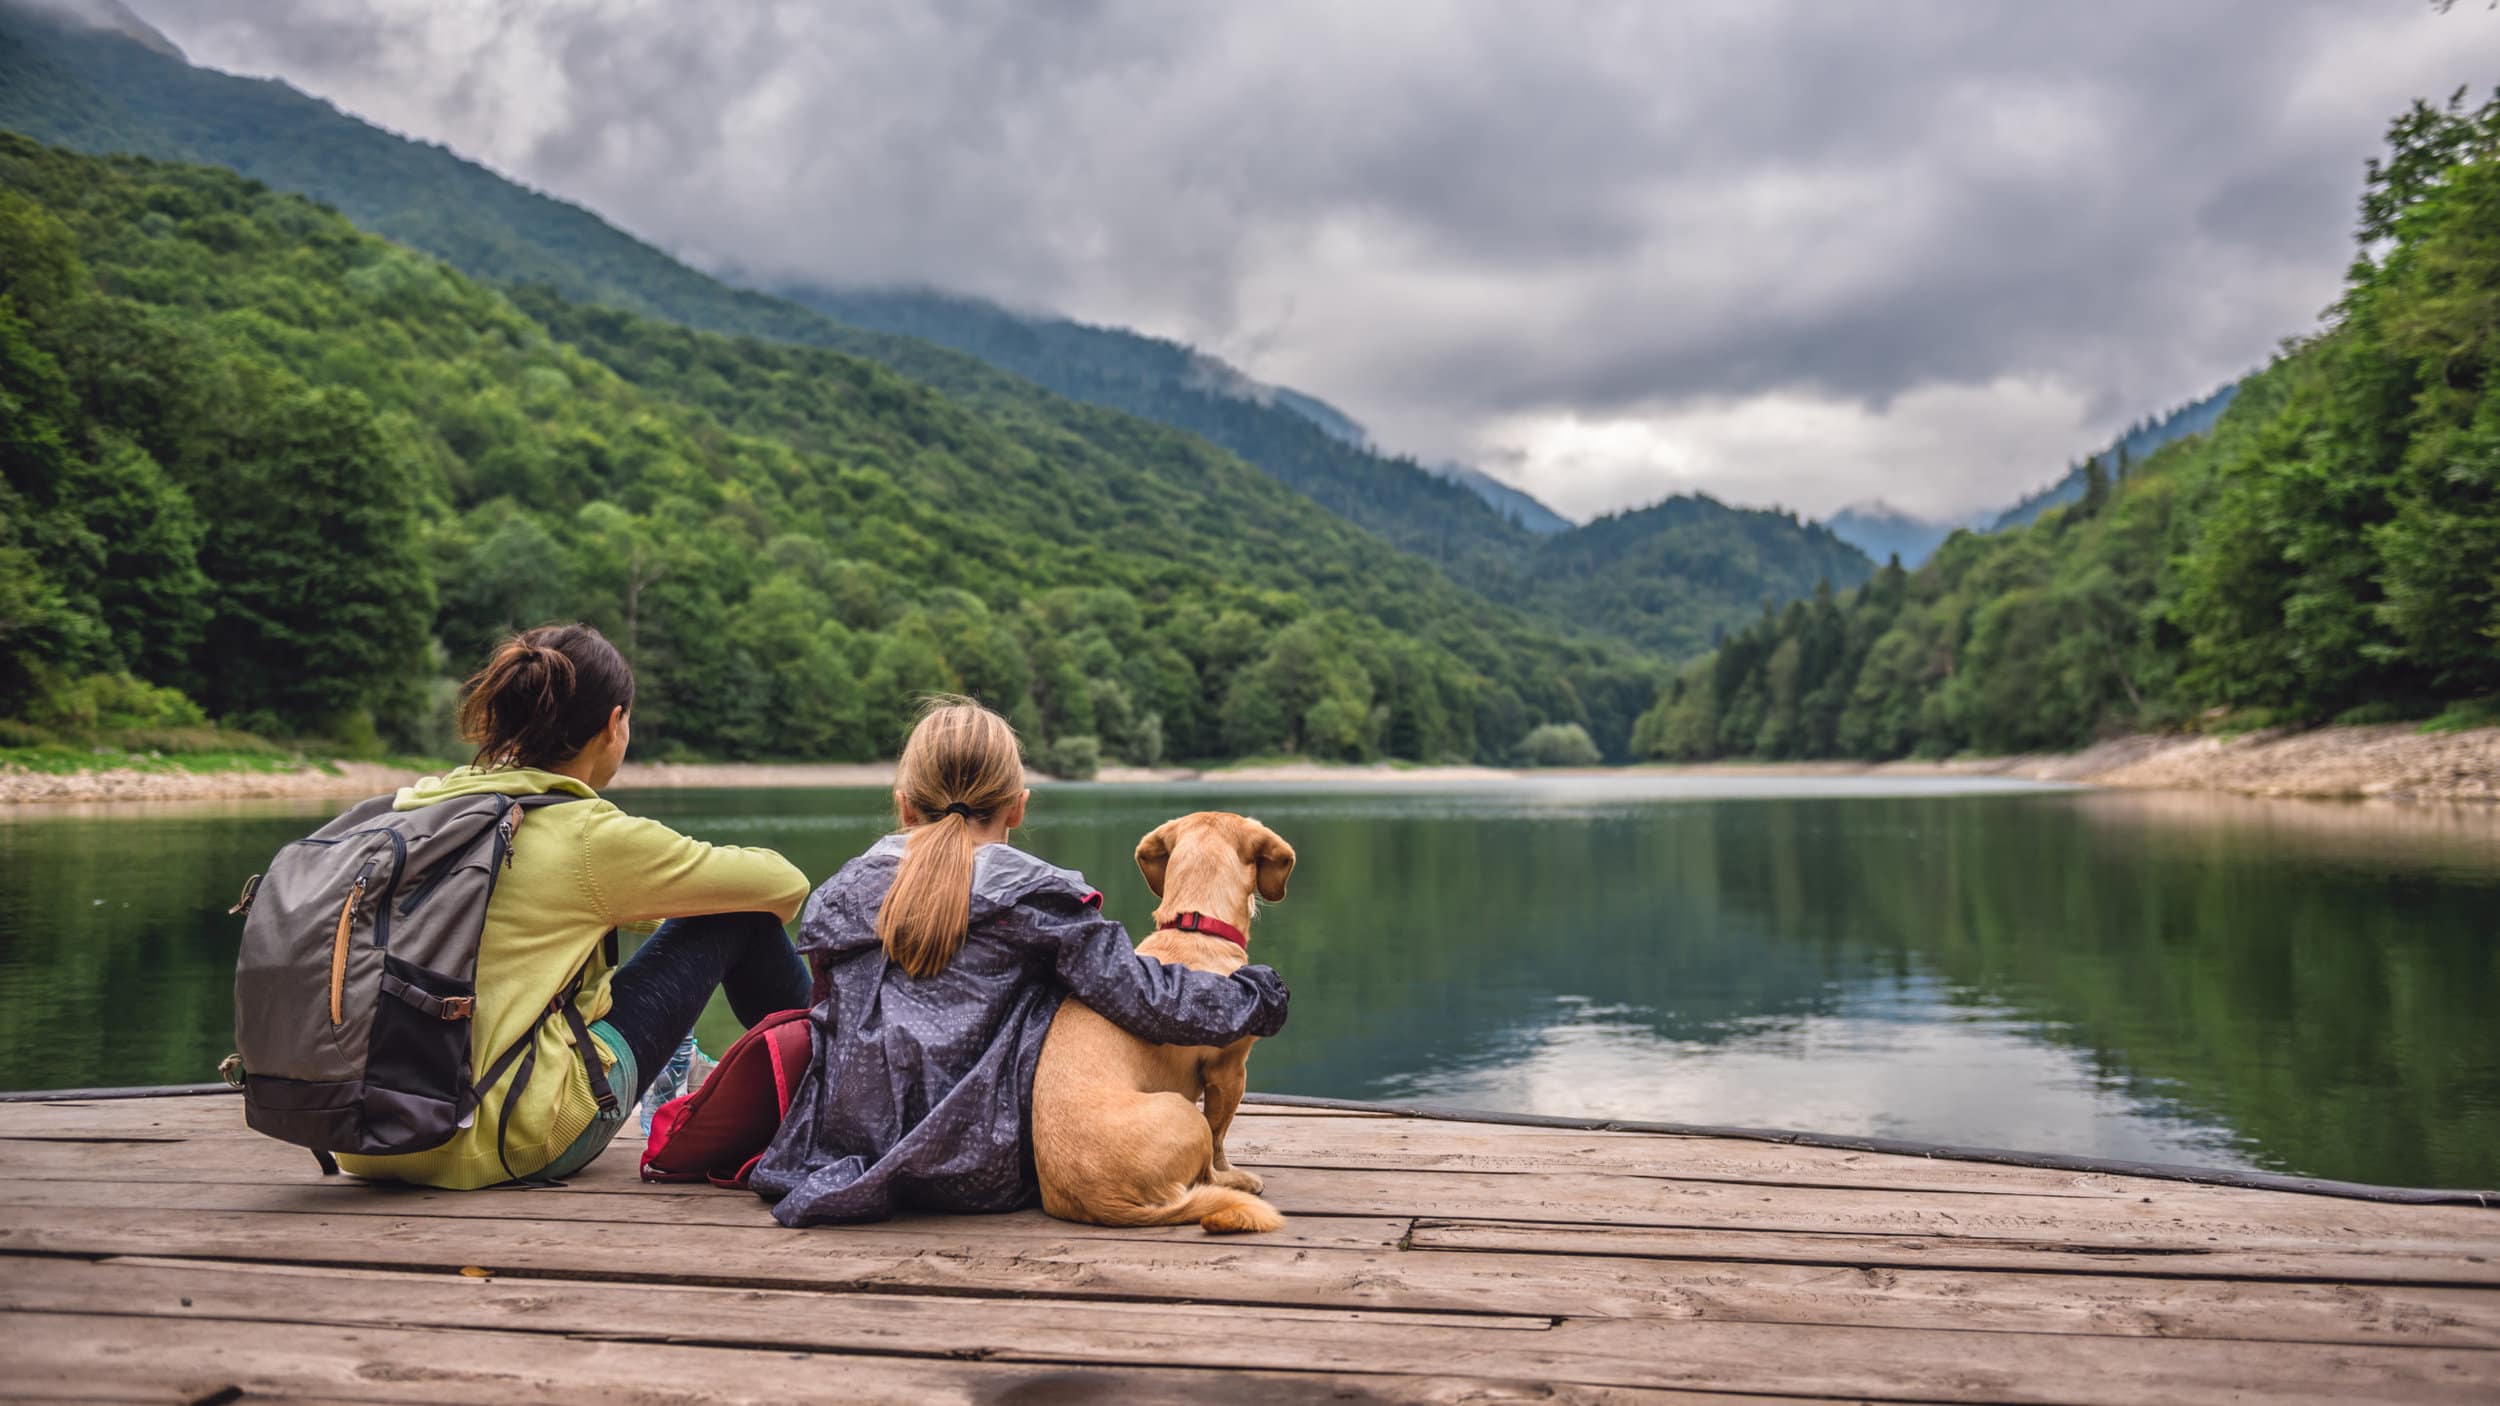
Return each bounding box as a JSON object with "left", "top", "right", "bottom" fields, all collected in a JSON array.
[{"left": 640, "top": 1008, "right": 812, "bottom": 1189}]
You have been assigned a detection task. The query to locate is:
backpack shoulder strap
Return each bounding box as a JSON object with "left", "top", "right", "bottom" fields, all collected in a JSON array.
[{"left": 478, "top": 948, "right": 618, "bottom": 1185}]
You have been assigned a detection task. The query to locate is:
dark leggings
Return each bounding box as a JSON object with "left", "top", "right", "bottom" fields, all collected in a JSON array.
[{"left": 602, "top": 911, "right": 810, "bottom": 1101}]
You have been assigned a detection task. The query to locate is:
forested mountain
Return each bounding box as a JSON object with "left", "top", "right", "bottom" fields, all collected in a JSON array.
[
  {"left": 1988, "top": 384, "right": 2240, "bottom": 532},
  {"left": 783, "top": 284, "right": 1546, "bottom": 578},
  {"left": 1634, "top": 91, "right": 2500, "bottom": 761},
  {"left": 0, "top": 137, "right": 1673, "bottom": 766},
  {"left": 1524, "top": 499, "right": 1873, "bottom": 657},
  {"left": 0, "top": 2, "right": 1860, "bottom": 660},
  {"left": 1822, "top": 385, "right": 2243, "bottom": 568},
  {"left": 785, "top": 284, "right": 1376, "bottom": 448},
  {"left": 1823, "top": 502, "right": 1967, "bottom": 568},
  {"left": 0, "top": 4, "right": 1531, "bottom": 575}
]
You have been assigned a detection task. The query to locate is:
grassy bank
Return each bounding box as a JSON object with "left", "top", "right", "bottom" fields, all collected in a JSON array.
[{"left": 0, "top": 722, "right": 444, "bottom": 805}]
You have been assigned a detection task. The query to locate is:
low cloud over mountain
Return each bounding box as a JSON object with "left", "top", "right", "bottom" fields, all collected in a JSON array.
[{"left": 144, "top": 0, "right": 2500, "bottom": 517}]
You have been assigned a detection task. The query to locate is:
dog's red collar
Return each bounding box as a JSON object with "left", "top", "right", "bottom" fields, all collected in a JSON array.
[{"left": 1158, "top": 911, "right": 1249, "bottom": 949}]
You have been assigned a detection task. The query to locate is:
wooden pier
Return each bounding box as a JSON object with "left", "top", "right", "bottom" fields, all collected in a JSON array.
[{"left": 1, "top": 1091, "right": 2494, "bottom": 1403}]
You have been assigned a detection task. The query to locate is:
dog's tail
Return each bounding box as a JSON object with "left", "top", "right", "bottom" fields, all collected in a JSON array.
[{"left": 1121, "top": 1181, "right": 1285, "bottom": 1234}]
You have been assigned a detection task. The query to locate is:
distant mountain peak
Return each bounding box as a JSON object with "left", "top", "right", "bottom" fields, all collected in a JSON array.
[
  {"left": 1823, "top": 502, "right": 1966, "bottom": 567},
  {"left": 4, "top": 0, "right": 180, "bottom": 58}
]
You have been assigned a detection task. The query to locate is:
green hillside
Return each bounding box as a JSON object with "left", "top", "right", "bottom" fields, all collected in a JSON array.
[
  {"left": 0, "top": 2, "right": 1866, "bottom": 659},
  {"left": 1634, "top": 90, "right": 2500, "bottom": 761},
  {"left": 783, "top": 284, "right": 1543, "bottom": 579},
  {"left": 1525, "top": 497, "right": 1874, "bottom": 657},
  {"left": 0, "top": 135, "right": 1669, "bottom": 765}
]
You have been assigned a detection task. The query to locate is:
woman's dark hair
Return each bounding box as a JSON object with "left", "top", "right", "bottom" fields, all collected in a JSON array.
[{"left": 457, "top": 623, "right": 635, "bottom": 771}]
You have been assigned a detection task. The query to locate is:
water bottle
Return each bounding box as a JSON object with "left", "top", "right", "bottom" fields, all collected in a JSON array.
[{"left": 639, "top": 1033, "right": 711, "bottom": 1133}]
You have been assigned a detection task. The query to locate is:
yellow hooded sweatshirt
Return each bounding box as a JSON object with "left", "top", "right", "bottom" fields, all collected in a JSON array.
[{"left": 334, "top": 767, "right": 809, "bottom": 1188}]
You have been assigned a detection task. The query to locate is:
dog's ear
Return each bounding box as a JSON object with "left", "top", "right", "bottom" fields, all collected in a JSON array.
[
  {"left": 1245, "top": 822, "right": 1295, "bottom": 903},
  {"left": 1135, "top": 819, "right": 1181, "bottom": 899}
]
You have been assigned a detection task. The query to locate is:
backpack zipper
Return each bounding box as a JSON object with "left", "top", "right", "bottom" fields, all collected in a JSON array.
[{"left": 330, "top": 858, "right": 379, "bottom": 1025}]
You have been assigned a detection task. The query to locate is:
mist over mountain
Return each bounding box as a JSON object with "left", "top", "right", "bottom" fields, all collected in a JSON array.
[{"left": 1823, "top": 503, "right": 1972, "bottom": 568}]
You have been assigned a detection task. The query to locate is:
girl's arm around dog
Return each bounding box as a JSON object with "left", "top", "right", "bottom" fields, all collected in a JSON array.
[{"left": 1016, "top": 892, "right": 1289, "bottom": 1045}]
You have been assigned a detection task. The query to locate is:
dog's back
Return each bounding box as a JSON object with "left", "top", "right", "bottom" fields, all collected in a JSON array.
[
  {"left": 1032, "top": 931, "right": 1278, "bottom": 1232},
  {"left": 1030, "top": 813, "right": 1292, "bottom": 1234}
]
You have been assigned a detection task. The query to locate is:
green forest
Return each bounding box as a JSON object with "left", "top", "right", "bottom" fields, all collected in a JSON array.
[
  {"left": 1634, "top": 89, "right": 2500, "bottom": 762},
  {"left": 0, "top": 4, "right": 1870, "bottom": 668},
  {"left": 3, "top": 0, "right": 2494, "bottom": 774},
  {"left": 0, "top": 135, "right": 1678, "bottom": 768}
]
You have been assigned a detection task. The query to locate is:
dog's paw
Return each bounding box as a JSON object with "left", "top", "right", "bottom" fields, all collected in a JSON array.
[{"left": 1212, "top": 1167, "right": 1265, "bottom": 1194}]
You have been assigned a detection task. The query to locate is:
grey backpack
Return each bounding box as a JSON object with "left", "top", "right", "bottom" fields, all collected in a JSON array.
[{"left": 227, "top": 790, "right": 615, "bottom": 1176}]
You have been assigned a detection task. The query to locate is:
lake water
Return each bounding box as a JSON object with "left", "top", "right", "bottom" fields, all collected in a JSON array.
[{"left": 3, "top": 777, "right": 2494, "bottom": 1188}]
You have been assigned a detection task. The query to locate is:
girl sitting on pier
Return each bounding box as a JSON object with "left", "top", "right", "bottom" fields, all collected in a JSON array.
[
  {"left": 335, "top": 624, "right": 814, "bottom": 1188},
  {"left": 751, "top": 697, "right": 1290, "bottom": 1226}
]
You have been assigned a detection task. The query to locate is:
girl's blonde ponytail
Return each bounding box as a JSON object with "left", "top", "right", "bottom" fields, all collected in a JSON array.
[{"left": 877, "top": 698, "right": 1026, "bottom": 978}]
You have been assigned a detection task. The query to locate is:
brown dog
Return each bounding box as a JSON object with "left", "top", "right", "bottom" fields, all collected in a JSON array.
[{"left": 1030, "top": 812, "right": 1293, "bottom": 1234}]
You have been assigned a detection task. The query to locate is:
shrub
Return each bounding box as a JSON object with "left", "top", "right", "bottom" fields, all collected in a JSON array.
[
  {"left": 1517, "top": 722, "right": 1603, "bottom": 767},
  {"left": 29, "top": 672, "right": 208, "bottom": 732},
  {"left": 114, "top": 726, "right": 288, "bottom": 757},
  {"left": 0, "top": 718, "right": 52, "bottom": 747},
  {"left": 2420, "top": 696, "right": 2500, "bottom": 735},
  {"left": 1039, "top": 734, "right": 1102, "bottom": 781}
]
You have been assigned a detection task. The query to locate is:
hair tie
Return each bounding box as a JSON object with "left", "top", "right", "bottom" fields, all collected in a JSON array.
[{"left": 941, "top": 802, "right": 976, "bottom": 820}]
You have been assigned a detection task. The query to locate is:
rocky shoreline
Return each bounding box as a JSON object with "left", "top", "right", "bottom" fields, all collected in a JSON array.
[
  {"left": 1716, "top": 723, "right": 2499, "bottom": 804},
  {"left": 2, "top": 724, "right": 2492, "bottom": 807}
]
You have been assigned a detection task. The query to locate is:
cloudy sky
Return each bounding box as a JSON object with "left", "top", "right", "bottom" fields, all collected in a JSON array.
[{"left": 140, "top": 1, "right": 2500, "bottom": 521}]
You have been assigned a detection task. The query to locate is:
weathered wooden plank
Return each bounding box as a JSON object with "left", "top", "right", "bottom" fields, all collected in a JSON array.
[
  {"left": 1255, "top": 1167, "right": 2500, "bottom": 1249},
  {"left": 0, "top": 1095, "right": 2165, "bottom": 1198},
  {"left": 0, "top": 1176, "right": 1409, "bottom": 1251},
  {"left": 1225, "top": 1115, "right": 2167, "bottom": 1196},
  {"left": 9, "top": 1111, "right": 2488, "bottom": 1254},
  {"left": 5, "top": 1161, "right": 2492, "bottom": 1288},
  {"left": 5, "top": 1278, "right": 2493, "bottom": 1406},
  {"left": 0, "top": 1310, "right": 1688, "bottom": 1406},
  {"left": 1408, "top": 1217, "right": 2500, "bottom": 1286},
  {"left": 1223, "top": 1116, "right": 2500, "bottom": 1213},
  {"left": 19, "top": 1094, "right": 2489, "bottom": 1219},
  {"left": 0, "top": 1257, "right": 1712, "bottom": 1392},
  {"left": 14, "top": 1231, "right": 2500, "bottom": 1356},
  {"left": 8, "top": 1197, "right": 2500, "bottom": 1341}
]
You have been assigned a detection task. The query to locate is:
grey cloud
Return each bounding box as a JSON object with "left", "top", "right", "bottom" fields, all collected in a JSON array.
[{"left": 145, "top": 0, "right": 2500, "bottom": 515}]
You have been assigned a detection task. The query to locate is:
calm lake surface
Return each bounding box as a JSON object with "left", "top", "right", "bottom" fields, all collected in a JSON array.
[{"left": 3, "top": 777, "right": 2495, "bottom": 1188}]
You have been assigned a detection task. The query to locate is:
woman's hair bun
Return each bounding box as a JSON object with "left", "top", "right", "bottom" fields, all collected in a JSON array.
[{"left": 456, "top": 623, "right": 633, "bottom": 771}]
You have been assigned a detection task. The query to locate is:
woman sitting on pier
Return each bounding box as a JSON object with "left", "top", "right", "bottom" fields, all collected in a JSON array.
[
  {"left": 335, "top": 624, "right": 814, "bottom": 1188},
  {"left": 751, "top": 697, "right": 1290, "bottom": 1225}
]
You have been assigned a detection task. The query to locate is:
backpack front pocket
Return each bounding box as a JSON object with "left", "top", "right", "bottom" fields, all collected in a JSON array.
[{"left": 362, "top": 954, "right": 477, "bottom": 1150}]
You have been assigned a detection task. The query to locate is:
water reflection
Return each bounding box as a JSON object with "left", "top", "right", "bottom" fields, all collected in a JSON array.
[
  {"left": 1379, "top": 983, "right": 2250, "bottom": 1168},
  {"left": 0, "top": 778, "right": 2491, "bottom": 1186}
]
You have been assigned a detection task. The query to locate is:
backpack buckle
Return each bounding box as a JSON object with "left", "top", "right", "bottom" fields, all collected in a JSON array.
[{"left": 439, "top": 996, "right": 476, "bottom": 1021}]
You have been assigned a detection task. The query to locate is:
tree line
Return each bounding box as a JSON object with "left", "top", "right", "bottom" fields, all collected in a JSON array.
[
  {"left": 0, "top": 3, "right": 1879, "bottom": 678},
  {"left": 0, "top": 135, "right": 1658, "bottom": 768},
  {"left": 1635, "top": 90, "right": 2500, "bottom": 762}
]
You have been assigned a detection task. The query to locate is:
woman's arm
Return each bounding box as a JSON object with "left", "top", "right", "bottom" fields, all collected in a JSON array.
[
  {"left": 1020, "top": 894, "right": 1289, "bottom": 1046},
  {"left": 578, "top": 802, "right": 812, "bottom": 926}
]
